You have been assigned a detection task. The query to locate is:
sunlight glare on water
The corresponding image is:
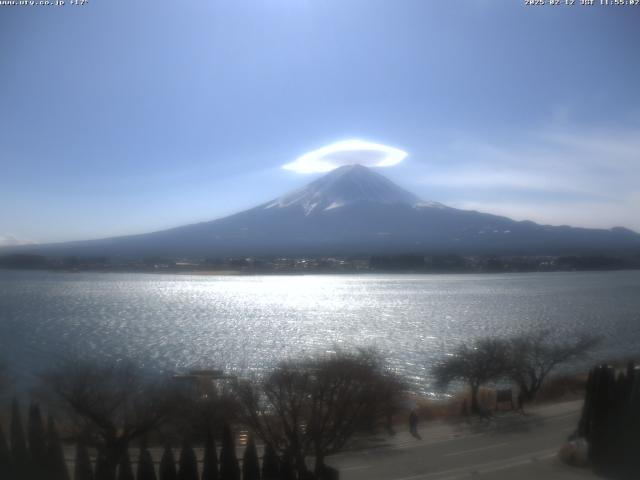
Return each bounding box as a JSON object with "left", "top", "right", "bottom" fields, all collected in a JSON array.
[{"left": 1, "top": 270, "right": 640, "bottom": 393}]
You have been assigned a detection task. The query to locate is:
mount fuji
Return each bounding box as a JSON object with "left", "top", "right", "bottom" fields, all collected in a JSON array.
[{"left": 6, "top": 164, "right": 640, "bottom": 258}]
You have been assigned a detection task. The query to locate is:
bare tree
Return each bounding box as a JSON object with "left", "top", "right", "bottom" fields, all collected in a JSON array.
[
  {"left": 433, "top": 339, "right": 509, "bottom": 415},
  {"left": 40, "top": 361, "right": 181, "bottom": 480},
  {"left": 364, "top": 367, "right": 407, "bottom": 435},
  {"left": 236, "top": 350, "right": 403, "bottom": 479},
  {"left": 505, "top": 331, "right": 599, "bottom": 405},
  {"left": 165, "top": 375, "right": 240, "bottom": 443}
]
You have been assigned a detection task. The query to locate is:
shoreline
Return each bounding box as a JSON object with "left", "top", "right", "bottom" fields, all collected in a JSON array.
[{"left": 3, "top": 266, "right": 640, "bottom": 276}]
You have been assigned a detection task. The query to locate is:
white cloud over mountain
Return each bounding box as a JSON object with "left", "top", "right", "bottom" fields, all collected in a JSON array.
[{"left": 282, "top": 140, "right": 408, "bottom": 174}]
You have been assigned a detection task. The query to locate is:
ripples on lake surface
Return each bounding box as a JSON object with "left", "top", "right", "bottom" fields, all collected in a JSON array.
[{"left": 1, "top": 270, "right": 639, "bottom": 393}]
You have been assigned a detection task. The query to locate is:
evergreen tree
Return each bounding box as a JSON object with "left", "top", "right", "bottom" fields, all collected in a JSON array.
[
  {"left": 10, "top": 399, "right": 30, "bottom": 480},
  {"left": 578, "top": 363, "right": 640, "bottom": 475},
  {"left": 137, "top": 445, "right": 157, "bottom": 480},
  {"left": 260, "top": 444, "right": 279, "bottom": 480},
  {"left": 117, "top": 447, "right": 135, "bottom": 480},
  {"left": 74, "top": 442, "right": 94, "bottom": 480},
  {"left": 278, "top": 451, "right": 295, "bottom": 480},
  {"left": 95, "top": 449, "right": 112, "bottom": 480},
  {"left": 47, "top": 415, "right": 70, "bottom": 480},
  {"left": 27, "top": 403, "right": 47, "bottom": 475},
  {"left": 242, "top": 437, "right": 260, "bottom": 480},
  {"left": 201, "top": 432, "right": 218, "bottom": 480},
  {"left": 0, "top": 424, "right": 15, "bottom": 480},
  {"left": 159, "top": 445, "right": 178, "bottom": 480},
  {"left": 178, "top": 440, "right": 199, "bottom": 480},
  {"left": 219, "top": 424, "right": 240, "bottom": 480}
]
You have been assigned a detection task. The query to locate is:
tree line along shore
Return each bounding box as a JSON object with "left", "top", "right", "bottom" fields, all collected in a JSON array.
[{"left": 2, "top": 252, "right": 640, "bottom": 275}]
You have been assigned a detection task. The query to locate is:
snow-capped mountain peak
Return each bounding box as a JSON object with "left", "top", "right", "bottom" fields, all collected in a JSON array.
[
  {"left": 264, "top": 164, "right": 424, "bottom": 215},
  {"left": 6, "top": 162, "right": 640, "bottom": 258}
]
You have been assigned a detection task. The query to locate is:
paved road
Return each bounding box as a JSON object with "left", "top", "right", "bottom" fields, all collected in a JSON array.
[{"left": 328, "top": 401, "right": 599, "bottom": 480}]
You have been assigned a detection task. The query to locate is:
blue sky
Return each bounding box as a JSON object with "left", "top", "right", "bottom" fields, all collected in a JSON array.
[{"left": 1, "top": 0, "right": 639, "bottom": 245}]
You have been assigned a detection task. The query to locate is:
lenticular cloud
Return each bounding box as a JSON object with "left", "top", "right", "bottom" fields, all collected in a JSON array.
[{"left": 282, "top": 139, "right": 408, "bottom": 173}]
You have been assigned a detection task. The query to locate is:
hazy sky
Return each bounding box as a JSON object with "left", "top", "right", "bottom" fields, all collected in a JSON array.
[{"left": 1, "top": 0, "right": 639, "bottom": 245}]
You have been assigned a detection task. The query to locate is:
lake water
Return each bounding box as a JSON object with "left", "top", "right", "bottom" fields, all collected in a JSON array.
[{"left": 1, "top": 270, "right": 639, "bottom": 393}]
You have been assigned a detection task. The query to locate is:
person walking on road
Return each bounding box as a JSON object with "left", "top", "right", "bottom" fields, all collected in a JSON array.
[{"left": 409, "top": 410, "right": 421, "bottom": 439}]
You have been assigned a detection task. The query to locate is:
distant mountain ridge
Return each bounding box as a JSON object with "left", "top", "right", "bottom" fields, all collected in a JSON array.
[{"left": 4, "top": 165, "right": 640, "bottom": 258}]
